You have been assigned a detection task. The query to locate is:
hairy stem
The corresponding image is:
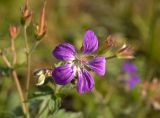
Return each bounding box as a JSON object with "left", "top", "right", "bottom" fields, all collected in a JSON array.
[
  {"left": 1, "top": 54, "right": 12, "bottom": 68},
  {"left": 10, "top": 38, "right": 17, "bottom": 65},
  {"left": 24, "top": 25, "right": 31, "bottom": 94},
  {"left": 12, "top": 70, "right": 29, "bottom": 117},
  {"left": 30, "top": 40, "right": 41, "bottom": 54},
  {"left": 24, "top": 26, "right": 29, "bottom": 53},
  {"left": 0, "top": 54, "right": 29, "bottom": 117},
  {"left": 26, "top": 53, "right": 31, "bottom": 93},
  {"left": 105, "top": 55, "right": 116, "bottom": 60}
]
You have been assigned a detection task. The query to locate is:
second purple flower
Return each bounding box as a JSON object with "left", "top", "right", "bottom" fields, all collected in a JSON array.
[
  {"left": 122, "top": 62, "right": 140, "bottom": 89},
  {"left": 52, "top": 30, "right": 106, "bottom": 94}
]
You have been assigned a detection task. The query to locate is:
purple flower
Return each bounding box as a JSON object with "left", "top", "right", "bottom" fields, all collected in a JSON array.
[
  {"left": 52, "top": 30, "right": 106, "bottom": 94},
  {"left": 127, "top": 75, "right": 140, "bottom": 89},
  {"left": 123, "top": 62, "right": 137, "bottom": 74},
  {"left": 122, "top": 62, "right": 140, "bottom": 89}
]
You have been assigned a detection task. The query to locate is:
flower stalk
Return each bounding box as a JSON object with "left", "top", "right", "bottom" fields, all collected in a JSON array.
[
  {"left": 24, "top": 25, "right": 31, "bottom": 95},
  {"left": 24, "top": 0, "right": 47, "bottom": 93},
  {"left": 9, "top": 26, "right": 29, "bottom": 116},
  {"left": 12, "top": 69, "right": 29, "bottom": 117},
  {"left": 105, "top": 55, "right": 116, "bottom": 60},
  {"left": 0, "top": 48, "right": 29, "bottom": 117},
  {"left": 9, "top": 26, "right": 18, "bottom": 65},
  {"left": 0, "top": 51, "right": 12, "bottom": 68}
]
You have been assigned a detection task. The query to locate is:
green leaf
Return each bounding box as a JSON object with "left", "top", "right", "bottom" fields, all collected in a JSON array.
[
  {"left": 48, "top": 98, "right": 55, "bottom": 112},
  {"left": 48, "top": 95, "right": 62, "bottom": 113},
  {"left": 38, "top": 98, "right": 50, "bottom": 118},
  {"left": 28, "top": 86, "right": 54, "bottom": 100}
]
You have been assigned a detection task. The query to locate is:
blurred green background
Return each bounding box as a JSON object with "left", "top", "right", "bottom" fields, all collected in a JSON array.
[{"left": 0, "top": 0, "right": 160, "bottom": 118}]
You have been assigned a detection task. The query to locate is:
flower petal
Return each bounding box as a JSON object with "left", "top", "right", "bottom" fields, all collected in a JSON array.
[
  {"left": 123, "top": 62, "right": 137, "bottom": 74},
  {"left": 88, "top": 56, "right": 106, "bottom": 76},
  {"left": 81, "top": 30, "right": 98, "bottom": 54},
  {"left": 127, "top": 76, "right": 140, "bottom": 89},
  {"left": 77, "top": 69, "right": 94, "bottom": 94},
  {"left": 52, "top": 64, "right": 75, "bottom": 85},
  {"left": 53, "top": 43, "right": 76, "bottom": 61}
]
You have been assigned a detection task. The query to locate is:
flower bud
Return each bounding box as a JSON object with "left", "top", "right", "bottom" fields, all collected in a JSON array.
[
  {"left": 105, "top": 35, "right": 116, "bottom": 49},
  {"left": 9, "top": 26, "right": 18, "bottom": 39},
  {"left": 34, "top": 69, "right": 52, "bottom": 86},
  {"left": 35, "top": 1, "right": 47, "bottom": 40},
  {"left": 116, "top": 44, "right": 134, "bottom": 59},
  {"left": 21, "top": 0, "right": 32, "bottom": 26}
]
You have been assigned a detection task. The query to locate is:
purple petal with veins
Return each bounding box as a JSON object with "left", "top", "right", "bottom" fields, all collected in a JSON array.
[
  {"left": 53, "top": 43, "right": 76, "bottom": 61},
  {"left": 88, "top": 56, "right": 106, "bottom": 76},
  {"left": 52, "top": 64, "right": 75, "bottom": 85},
  {"left": 81, "top": 30, "right": 98, "bottom": 54},
  {"left": 77, "top": 69, "right": 94, "bottom": 94}
]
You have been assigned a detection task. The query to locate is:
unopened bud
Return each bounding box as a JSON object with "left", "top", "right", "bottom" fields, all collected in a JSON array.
[
  {"left": 21, "top": 0, "right": 32, "bottom": 26},
  {"left": 34, "top": 69, "right": 52, "bottom": 86},
  {"left": 116, "top": 44, "right": 134, "bottom": 59},
  {"left": 35, "top": 1, "right": 47, "bottom": 40},
  {"left": 105, "top": 35, "right": 116, "bottom": 49},
  {"left": 9, "top": 26, "right": 18, "bottom": 39}
]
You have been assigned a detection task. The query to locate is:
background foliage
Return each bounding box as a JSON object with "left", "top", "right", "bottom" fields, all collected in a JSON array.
[{"left": 0, "top": 0, "right": 160, "bottom": 118}]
